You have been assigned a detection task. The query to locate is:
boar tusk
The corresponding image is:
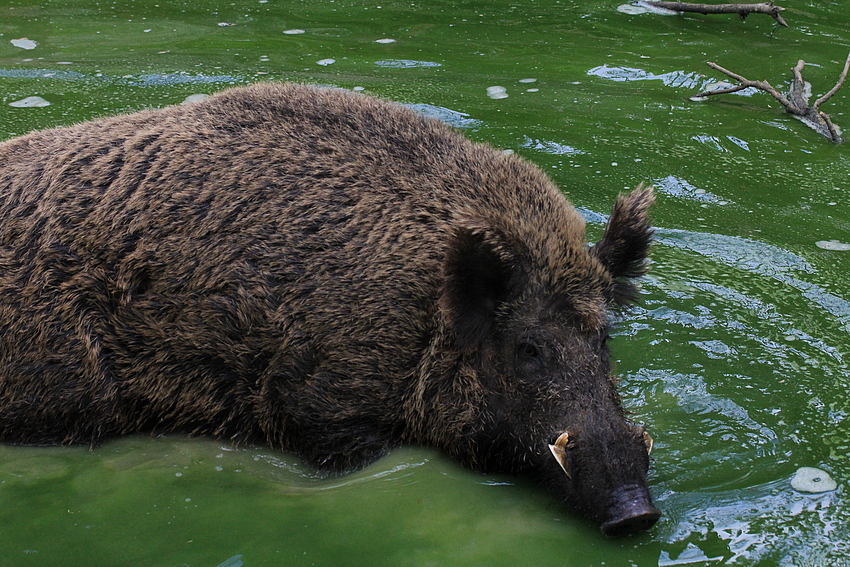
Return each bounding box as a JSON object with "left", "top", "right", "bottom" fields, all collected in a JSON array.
[
  {"left": 642, "top": 431, "right": 653, "bottom": 456},
  {"left": 548, "top": 443, "right": 571, "bottom": 478},
  {"left": 548, "top": 432, "right": 571, "bottom": 479},
  {"left": 553, "top": 431, "right": 570, "bottom": 449}
]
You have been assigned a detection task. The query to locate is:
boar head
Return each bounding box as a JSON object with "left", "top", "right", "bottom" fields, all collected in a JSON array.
[{"left": 422, "top": 185, "right": 659, "bottom": 536}]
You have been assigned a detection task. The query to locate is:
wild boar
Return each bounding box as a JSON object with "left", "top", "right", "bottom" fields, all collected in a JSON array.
[{"left": 0, "top": 82, "right": 659, "bottom": 535}]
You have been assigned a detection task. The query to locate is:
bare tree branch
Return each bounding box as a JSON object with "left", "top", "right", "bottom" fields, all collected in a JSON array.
[
  {"left": 788, "top": 60, "right": 809, "bottom": 109},
  {"left": 643, "top": 1, "right": 789, "bottom": 27},
  {"left": 695, "top": 61, "right": 796, "bottom": 112},
  {"left": 695, "top": 84, "right": 750, "bottom": 96},
  {"left": 694, "top": 56, "right": 849, "bottom": 143},
  {"left": 824, "top": 114, "right": 842, "bottom": 143},
  {"left": 813, "top": 50, "right": 850, "bottom": 112}
]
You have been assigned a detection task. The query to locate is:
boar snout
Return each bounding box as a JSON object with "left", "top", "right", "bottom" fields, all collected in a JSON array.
[
  {"left": 546, "top": 426, "right": 659, "bottom": 536},
  {"left": 599, "top": 484, "right": 662, "bottom": 537}
]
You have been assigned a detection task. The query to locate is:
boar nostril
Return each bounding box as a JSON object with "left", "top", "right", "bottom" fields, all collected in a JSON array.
[
  {"left": 600, "top": 509, "right": 661, "bottom": 537},
  {"left": 600, "top": 483, "right": 661, "bottom": 537}
]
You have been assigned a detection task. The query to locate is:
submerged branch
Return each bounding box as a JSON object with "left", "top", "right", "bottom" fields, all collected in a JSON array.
[{"left": 643, "top": 1, "right": 789, "bottom": 26}]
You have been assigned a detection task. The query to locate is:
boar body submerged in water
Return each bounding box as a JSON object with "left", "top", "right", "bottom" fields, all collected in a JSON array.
[{"left": 0, "top": 83, "right": 659, "bottom": 535}]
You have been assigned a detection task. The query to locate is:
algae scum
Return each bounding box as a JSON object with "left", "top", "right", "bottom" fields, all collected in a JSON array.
[{"left": 1, "top": 0, "right": 849, "bottom": 565}]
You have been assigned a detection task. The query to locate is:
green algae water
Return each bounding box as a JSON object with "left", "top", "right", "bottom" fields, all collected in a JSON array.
[{"left": 1, "top": 1, "right": 849, "bottom": 565}]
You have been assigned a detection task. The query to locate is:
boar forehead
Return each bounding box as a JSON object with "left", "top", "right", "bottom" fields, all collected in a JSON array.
[
  {"left": 517, "top": 250, "right": 616, "bottom": 333},
  {"left": 499, "top": 301, "right": 617, "bottom": 377},
  {"left": 500, "top": 211, "right": 619, "bottom": 329}
]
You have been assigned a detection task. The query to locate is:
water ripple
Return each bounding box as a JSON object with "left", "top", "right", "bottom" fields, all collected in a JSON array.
[
  {"left": 587, "top": 65, "right": 704, "bottom": 89},
  {"left": 653, "top": 175, "right": 728, "bottom": 203},
  {"left": 0, "top": 68, "right": 86, "bottom": 80},
  {"left": 655, "top": 228, "right": 850, "bottom": 333},
  {"left": 520, "top": 136, "right": 585, "bottom": 155},
  {"left": 374, "top": 59, "right": 441, "bottom": 68},
  {"left": 406, "top": 103, "right": 480, "bottom": 128},
  {"left": 654, "top": 228, "right": 814, "bottom": 276}
]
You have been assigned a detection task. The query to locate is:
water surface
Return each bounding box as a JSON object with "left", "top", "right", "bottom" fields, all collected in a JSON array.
[{"left": 1, "top": 1, "right": 849, "bottom": 565}]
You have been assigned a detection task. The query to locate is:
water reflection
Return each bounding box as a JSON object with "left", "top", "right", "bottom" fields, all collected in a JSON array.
[
  {"left": 656, "top": 480, "right": 846, "bottom": 565},
  {"left": 654, "top": 228, "right": 814, "bottom": 277},
  {"left": 652, "top": 176, "right": 727, "bottom": 203},
  {"left": 374, "top": 59, "right": 441, "bottom": 68},
  {"left": 0, "top": 68, "right": 240, "bottom": 86},
  {"left": 619, "top": 221, "right": 850, "bottom": 565},
  {"left": 406, "top": 103, "right": 481, "bottom": 128},
  {"left": 124, "top": 73, "right": 241, "bottom": 86},
  {"left": 520, "top": 135, "right": 585, "bottom": 155},
  {"left": 586, "top": 65, "right": 704, "bottom": 89},
  {"left": 654, "top": 227, "right": 850, "bottom": 333},
  {"left": 0, "top": 68, "right": 86, "bottom": 80}
]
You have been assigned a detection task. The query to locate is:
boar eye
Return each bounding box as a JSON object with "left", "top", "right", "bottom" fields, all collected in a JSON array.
[{"left": 518, "top": 342, "right": 539, "bottom": 359}]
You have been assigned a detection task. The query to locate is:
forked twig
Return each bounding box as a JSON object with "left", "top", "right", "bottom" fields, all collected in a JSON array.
[
  {"left": 813, "top": 52, "right": 850, "bottom": 112},
  {"left": 694, "top": 52, "right": 850, "bottom": 143},
  {"left": 643, "top": 1, "right": 788, "bottom": 27}
]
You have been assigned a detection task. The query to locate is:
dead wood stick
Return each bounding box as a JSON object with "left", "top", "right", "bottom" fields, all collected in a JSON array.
[
  {"left": 694, "top": 57, "right": 848, "bottom": 143},
  {"left": 789, "top": 60, "right": 808, "bottom": 111},
  {"left": 697, "top": 61, "right": 798, "bottom": 113},
  {"left": 643, "top": 1, "right": 789, "bottom": 27},
  {"left": 823, "top": 111, "right": 842, "bottom": 144}
]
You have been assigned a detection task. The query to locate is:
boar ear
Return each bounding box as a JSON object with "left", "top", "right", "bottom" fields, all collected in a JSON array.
[
  {"left": 591, "top": 184, "right": 654, "bottom": 305},
  {"left": 441, "top": 226, "right": 521, "bottom": 350}
]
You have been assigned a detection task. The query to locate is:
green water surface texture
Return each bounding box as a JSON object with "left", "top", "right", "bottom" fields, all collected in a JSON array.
[{"left": 1, "top": 1, "right": 849, "bottom": 566}]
